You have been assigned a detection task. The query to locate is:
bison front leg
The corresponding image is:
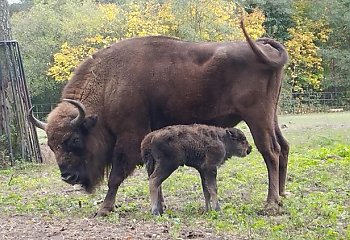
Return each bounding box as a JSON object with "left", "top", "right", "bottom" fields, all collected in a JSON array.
[
  {"left": 96, "top": 135, "right": 142, "bottom": 217},
  {"left": 95, "top": 154, "right": 130, "bottom": 217}
]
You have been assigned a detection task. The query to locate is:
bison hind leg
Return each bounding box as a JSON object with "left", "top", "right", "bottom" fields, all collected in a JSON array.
[{"left": 275, "top": 120, "right": 290, "bottom": 197}]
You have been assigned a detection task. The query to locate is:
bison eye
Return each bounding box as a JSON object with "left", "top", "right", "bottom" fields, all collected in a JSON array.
[{"left": 64, "top": 135, "right": 84, "bottom": 153}]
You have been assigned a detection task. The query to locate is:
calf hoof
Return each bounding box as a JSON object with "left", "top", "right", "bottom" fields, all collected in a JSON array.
[
  {"left": 151, "top": 207, "right": 163, "bottom": 216},
  {"left": 214, "top": 204, "right": 221, "bottom": 212}
]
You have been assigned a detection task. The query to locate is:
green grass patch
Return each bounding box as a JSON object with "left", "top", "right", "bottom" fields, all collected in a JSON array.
[{"left": 1, "top": 112, "right": 350, "bottom": 239}]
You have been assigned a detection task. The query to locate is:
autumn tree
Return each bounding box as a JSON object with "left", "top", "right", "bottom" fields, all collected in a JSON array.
[
  {"left": 284, "top": 0, "right": 330, "bottom": 93},
  {"left": 48, "top": 0, "right": 266, "bottom": 82}
]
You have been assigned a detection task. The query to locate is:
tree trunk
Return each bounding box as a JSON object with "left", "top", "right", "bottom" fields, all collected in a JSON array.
[
  {"left": 0, "top": 0, "right": 11, "bottom": 41},
  {"left": 0, "top": 0, "right": 12, "bottom": 163},
  {"left": 1, "top": 0, "right": 11, "bottom": 136}
]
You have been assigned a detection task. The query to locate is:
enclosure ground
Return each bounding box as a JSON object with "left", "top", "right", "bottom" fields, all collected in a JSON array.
[
  {"left": 1, "top": 112, "right": 350, "bottom": 239},
  {"left": 0, "top": 214, "right": 236, "bottom": 240}
]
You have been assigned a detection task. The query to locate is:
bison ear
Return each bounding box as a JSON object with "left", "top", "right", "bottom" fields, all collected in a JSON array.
[{"left": 82, "top": 115, "right": 98, "bottom": 132}]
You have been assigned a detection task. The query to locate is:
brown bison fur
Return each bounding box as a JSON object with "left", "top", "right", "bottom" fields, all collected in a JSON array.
[
  {"left": 29, "top": 20, "right": 289, "bottom": 216},
  {"left": 141, "top": 124, "right": 252, "bottom": 215}
]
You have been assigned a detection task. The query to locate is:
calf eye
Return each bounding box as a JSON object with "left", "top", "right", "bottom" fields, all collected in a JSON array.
[{"left": 238, "top": 135, "right": 246, "bottom": 141}]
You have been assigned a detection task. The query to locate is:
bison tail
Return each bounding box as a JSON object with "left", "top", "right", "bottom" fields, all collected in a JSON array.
[
  {"left": 141, "top": 135, "right": 156, "bottom": 177},
  {"left": 240, "top": 20, "right": 288, "bottom": 68}
]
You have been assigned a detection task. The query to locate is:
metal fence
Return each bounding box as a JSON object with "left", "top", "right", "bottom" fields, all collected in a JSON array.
[
  {"left": 280, "top": 91, "right": 350, "bottom": 114},
  {"left": 0, "top": 41, "right": 42, "bottom": 166},
  {"left": 31, "top": 91, "right": 350, "bottom": 120}
]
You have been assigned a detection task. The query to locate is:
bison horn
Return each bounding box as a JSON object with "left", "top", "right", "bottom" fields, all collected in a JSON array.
[
  {"left": 63, "top": 99, "right": 86, "bottom": 127},
  {"left": 28, "top": 107, "right": 47, "bottom": 130}
]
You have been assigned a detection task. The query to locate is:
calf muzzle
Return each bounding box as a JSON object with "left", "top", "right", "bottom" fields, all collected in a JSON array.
[{"left": 247, "top": 145, "right": 253, "bottom": 155}]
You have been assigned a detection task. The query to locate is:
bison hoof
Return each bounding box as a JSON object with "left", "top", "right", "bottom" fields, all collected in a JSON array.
[
  {"left": 95, "top": 207, "right": 114, "bottom": 217},
  {"left": 258, "top": 202, "right": 283, "bottom": 216},
  {"left": 280, "top": 191, "right": 291, "bottom": 198}
]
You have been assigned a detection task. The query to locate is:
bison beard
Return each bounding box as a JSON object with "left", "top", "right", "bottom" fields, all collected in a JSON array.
[{"left": 29, "top": 20, "right": 289, "bottom": 216}]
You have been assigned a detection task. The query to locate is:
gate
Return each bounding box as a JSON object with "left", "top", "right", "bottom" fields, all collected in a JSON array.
[{"left": 0, "top": 40, "right": 42, "bottom": 166}]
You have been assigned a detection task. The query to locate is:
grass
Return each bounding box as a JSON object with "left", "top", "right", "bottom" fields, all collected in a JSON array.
[{"left": 1, "top": 112, "right": 350, "bottom": 239}]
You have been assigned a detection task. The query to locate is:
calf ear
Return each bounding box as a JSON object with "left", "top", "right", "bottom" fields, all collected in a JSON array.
[
  {"left": 226, "top": 129, "right": 237, "bottom": 140},
  {"left": 82, "top": 115, "right": 98, "bottom": 132}
]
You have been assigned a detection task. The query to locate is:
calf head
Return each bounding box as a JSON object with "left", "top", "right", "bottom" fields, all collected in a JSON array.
[
  {"left": 225, "top": 128, "right": 252, "bottom": 157},
  {"left": 29, "top": 99, "right": 108, "bottom": 193}
]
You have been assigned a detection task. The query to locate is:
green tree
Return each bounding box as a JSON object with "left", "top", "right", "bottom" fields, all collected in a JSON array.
[
  {"left": 10, "top": 0, "right": 124, "bottom": 105},
  {"left": 242, "top": 0, "right": 294, "bottom": 41},
  {"left": 313, "top": 0, "right": 350, "bottom": 91},
  {"left": 9, "top": 0, "right": 34, "bottom": 15}
]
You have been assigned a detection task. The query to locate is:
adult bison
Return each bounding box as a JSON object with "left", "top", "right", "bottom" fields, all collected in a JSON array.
[{"left": 29, "top": 21, "right": 289, "bottom": 216}]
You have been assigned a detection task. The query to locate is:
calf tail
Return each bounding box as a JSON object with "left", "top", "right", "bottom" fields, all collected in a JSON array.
[
  {"left": 240, "top": 19, "right": 288, "bottom": 68},
  {"left": 141, "top": 135, "right": 155, "bottom": 177}
]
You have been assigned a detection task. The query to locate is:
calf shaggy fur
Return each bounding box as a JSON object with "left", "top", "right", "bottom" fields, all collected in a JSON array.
[{"left": 141, "top": 124, "right": 252, "bottom": 215}]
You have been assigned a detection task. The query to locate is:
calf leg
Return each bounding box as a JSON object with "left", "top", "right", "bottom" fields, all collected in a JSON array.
[
  {"left": 149, "top": 164, "right": 177, "bottom": 215},
  {"left": 158, "top": 185, "right": 165, "bottom": 210},
  {"left": 203, "top": 168, "right": 220, "bottom": 211},
  {"left": 275, "top": 116, "right": 290, "bottom": 197},
  {"left": 199, "top": 170, "right": 211, "bottom": 211}
]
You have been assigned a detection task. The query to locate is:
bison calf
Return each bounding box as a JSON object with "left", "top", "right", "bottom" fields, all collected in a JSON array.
[{"left": 141, "top": 124, "right": 252, "bottom": 215}]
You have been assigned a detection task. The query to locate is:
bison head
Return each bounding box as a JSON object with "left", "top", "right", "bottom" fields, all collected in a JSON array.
[
  {"left": 29, "top": 99, "right": 111, "bottom": 193},
  {"left": 225, "top": 128, "right": 252, "bottom": 157}
]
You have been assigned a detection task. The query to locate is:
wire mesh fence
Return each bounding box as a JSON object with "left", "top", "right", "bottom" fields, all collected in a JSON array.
[
  {"left": 31, "top": 90, "right": 350, "bottom": 120},
  {"left": 280, "top": 91, "right": 350, "bottom": 114}
]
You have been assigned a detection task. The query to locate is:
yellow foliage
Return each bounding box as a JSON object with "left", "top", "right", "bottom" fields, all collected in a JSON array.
[
  {"left": 177, "top": 0, "right": 265, "bottom": 42},
  {"left": 47, "top": 35, "right": 118, "bottom": 81},
  {"left": 125, "top": 1, "right": 175, "bottom": 38},
  {"left": 285, "top": 1, "right": 330, "bottom": 92},
  {"left": 48, "top": 1, "right": 266, "bottom": 82},
  {"left": 187, "top": 0, "right": 237, "bottom": 41},
  {"left": 99, "top": 3, "right": 119, "bottom": 22},
  {"left": 243, "top": 9, "right": 266, "bottom": 40},
  {"left": 47, "top": 42, "right": 92, "bottom": 81}
]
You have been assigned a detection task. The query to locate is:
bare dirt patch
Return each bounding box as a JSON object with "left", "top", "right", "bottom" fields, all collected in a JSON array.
[{"left": 0, "top": 214, "right": 239, "bottom": 240}]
